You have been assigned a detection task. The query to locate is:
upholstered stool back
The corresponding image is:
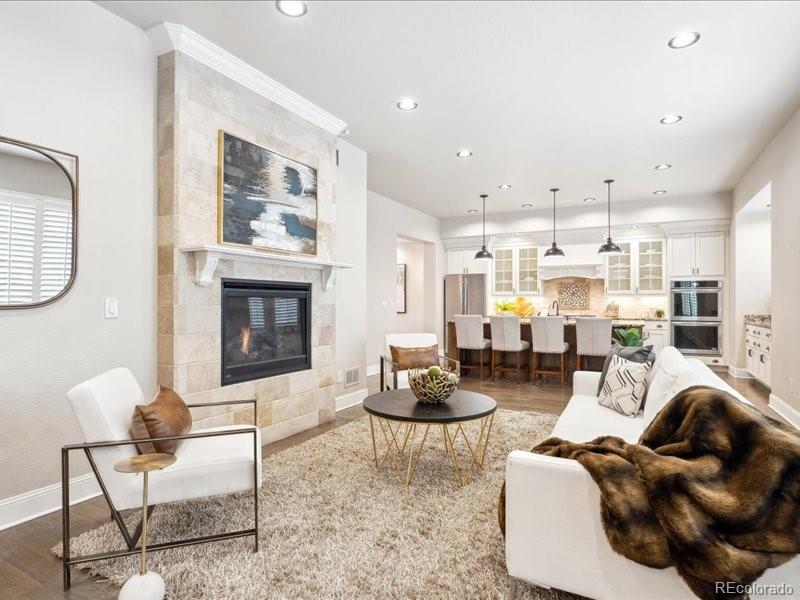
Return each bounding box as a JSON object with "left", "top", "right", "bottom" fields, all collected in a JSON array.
[
  {"left": 490, "top": 315, "right": 525, "bottom": 351},
  {"left": 575, "top": 317, "right": 613, "bottom": 357},
  {"left": 532, "top": 316, "right": 566, "bottom": 354},
  {"left": 454, "top": 315, "right": 487, "bottom": 350}
]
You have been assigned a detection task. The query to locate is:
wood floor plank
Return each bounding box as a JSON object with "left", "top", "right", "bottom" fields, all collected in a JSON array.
[{"left": 0, "top": 369, "right": 773, "bottom": 599}]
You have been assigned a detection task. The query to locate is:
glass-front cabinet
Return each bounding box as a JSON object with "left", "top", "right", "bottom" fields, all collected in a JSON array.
[
  {"left": 493, "top": 245, "right": 539, "bottom": 295},
  {"left": 605, "top": 241, "right": 633, "bottom": 293},
  {"left": 604, "top": 238, "right": 666, "bottom": 295}
]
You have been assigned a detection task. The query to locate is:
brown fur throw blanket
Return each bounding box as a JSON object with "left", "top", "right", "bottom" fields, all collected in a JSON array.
[{"left": 499, "top": 386, "right": 800, "bottom": 600}]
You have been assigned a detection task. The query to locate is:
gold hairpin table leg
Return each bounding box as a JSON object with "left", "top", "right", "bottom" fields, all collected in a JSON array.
[{"left": 368, "top": 414, "right": 495, "bottom": 487}]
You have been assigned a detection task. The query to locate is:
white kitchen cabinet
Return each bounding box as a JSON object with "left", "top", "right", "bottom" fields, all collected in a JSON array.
[
  {"left": 492, "top": 245, "right": 539, "bottom": 295},
  {"left": 446, "top": 248, "right": 488, "bottom": 275},
  {"left": 695, "top": 233, "right": 726, "bottom": 277},
  {"left": 643, "top": 321, "right": 670, "bottom": 354},
  {"left": 667, "top": 232, "right": 726, "bottom": 277},
  {"left": 745, "top": 323, "right": 772, "bottom": 387},
  {"left": 602, "top": 238, "right": 666, "bottom": 295}
]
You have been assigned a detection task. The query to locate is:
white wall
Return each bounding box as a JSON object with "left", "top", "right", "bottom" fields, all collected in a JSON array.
[
  {"left": 335, "top": 139, "right": 368, "bottom": 396},
  {"left": 366, "top": 191, "right": 443, "bottom": 366},
  {"left": 395, "top": 239, "right": 425, "bottom": 333},
  {"left": 0, "top": 1, "right": 156, "bottom": 503},
  {"left": 731, "top": 192, "right": 772, "bottom": 369},
  {"left": 733, "top": 105, "right": 800, "bottom": 413},
  {"left": 440, "top": 192, "right": 732, "bottom": 240}
]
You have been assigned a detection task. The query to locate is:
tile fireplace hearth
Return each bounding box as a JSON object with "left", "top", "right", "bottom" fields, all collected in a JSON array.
[{"left": 221, "top": 279, "right": 312, "bottom": 385}]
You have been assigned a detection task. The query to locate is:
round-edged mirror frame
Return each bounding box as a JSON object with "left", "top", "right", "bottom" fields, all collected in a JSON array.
[{"left": 0, "top": 135, "right": 78, "bottom": 309}]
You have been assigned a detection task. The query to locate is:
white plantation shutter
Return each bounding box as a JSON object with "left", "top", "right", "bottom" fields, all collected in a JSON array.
[
  {"left": 0, "top": 190, "right": 72, "bottom": 304},
  {"left": 0, "top": 199, "right": 36, "bottom": 304},
  {"left": 40, "top": 203, "right": 73, "bottom": 300}
]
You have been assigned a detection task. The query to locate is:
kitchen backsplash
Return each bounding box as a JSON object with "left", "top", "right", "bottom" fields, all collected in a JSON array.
[{"left": 492, "top": 277, "right": 668, "bottom": 319}]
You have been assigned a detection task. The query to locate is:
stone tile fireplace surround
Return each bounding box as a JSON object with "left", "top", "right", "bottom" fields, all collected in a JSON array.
[{"left": 157, "top": 51, "right": 339, "bottom": 443}]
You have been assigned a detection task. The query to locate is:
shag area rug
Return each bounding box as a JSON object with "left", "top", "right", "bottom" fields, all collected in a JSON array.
[{"left": 54, "top": 409, "right": 583, "bottom": 599}]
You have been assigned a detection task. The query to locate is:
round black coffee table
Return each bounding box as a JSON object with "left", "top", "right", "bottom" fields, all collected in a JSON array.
[{"left": 363, "top": 389, "right": 497, "bottom": 487}]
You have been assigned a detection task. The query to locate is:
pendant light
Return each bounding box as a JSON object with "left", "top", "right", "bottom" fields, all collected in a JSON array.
[
  {"left": 598, "top": 179, "right": 622, "bottom": 254},
  {"left": 544, "top": 188, "right": 565, "bottom": 257},
  {"left": 474, "top": 194, "right": 493, "bottom": 260}
]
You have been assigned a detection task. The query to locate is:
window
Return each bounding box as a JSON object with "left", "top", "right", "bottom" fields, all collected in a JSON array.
[{"left": 0, "top": 190, "right": 72, "bottom": 304}]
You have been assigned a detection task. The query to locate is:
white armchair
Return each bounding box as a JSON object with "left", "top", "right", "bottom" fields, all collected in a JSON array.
[
  {"left": 61, "top": 367, "right": 262, "bottom": 590},
  {"left": 379, "top": 333, "right": 458, "bottom": 390}
]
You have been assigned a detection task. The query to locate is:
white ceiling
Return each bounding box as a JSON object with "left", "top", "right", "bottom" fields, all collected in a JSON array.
[{"left": 97, "top": 1, "right": 800, "bottom": 218}]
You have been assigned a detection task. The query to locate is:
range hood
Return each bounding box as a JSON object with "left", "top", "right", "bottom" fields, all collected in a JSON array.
[{"left": 538, "top": 243, "right": 604, "bottom": 280}]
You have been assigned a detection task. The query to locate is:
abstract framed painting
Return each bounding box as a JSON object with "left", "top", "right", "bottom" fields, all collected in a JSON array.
[
  {"left": 218, "top": 131, "right": 318, "bottom": 255},
  {"left": 396, "top": 263, "right": 407, "bottom": 314}
]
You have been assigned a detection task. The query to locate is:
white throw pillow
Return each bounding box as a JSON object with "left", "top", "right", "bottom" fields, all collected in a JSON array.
[
  {"left": 643, "top": 347, "right": 692, "bottom": 424},
  {"left": 598, "top": 354, "right": 652, "bottom": 417}
]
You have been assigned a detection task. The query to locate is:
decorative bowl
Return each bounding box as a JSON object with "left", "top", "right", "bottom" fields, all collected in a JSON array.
[{"left": 407, "top": 366, "right": 459, "bottom": 404}]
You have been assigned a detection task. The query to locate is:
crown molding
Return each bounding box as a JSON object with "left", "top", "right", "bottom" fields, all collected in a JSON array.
[{"left": 146, "top": 22, "right": 348, "bottom": 136}]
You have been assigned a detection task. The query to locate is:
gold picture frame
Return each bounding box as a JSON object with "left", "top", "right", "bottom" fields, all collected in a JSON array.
[{"left": 217, "top": 130, "right": 319, "bottom": 256}]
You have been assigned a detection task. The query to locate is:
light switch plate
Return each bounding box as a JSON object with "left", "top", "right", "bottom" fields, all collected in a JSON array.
[{"left": 104, "top": 297, "right": 119, "bottom": 319}]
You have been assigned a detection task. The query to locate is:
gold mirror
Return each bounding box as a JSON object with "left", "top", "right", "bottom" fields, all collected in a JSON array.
[{"left": 0, "top": 136, "right": 77, "bottom": 308}]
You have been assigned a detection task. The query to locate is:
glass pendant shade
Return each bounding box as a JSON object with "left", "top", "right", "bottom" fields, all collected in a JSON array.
[
  {"left": 545, "top": 187, "right": 565, "bottom": 257},
  {"left": 474, "top": 194, "right": 493, "bottom": 260},
  {"left": 598, "top": 179, "right": 622, "bottom": 254}
]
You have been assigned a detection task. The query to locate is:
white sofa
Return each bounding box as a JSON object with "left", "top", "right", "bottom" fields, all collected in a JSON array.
[{"left": 505, "top": 347, "right": 800, "bottom": 600}]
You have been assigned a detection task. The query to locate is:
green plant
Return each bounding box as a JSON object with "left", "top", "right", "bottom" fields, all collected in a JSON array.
[
  {"left": 495, "top": 300, "right": 515, "bottom": 314},
  {"left": 614, "top": 328, "right": 643, "bottom": 347}
]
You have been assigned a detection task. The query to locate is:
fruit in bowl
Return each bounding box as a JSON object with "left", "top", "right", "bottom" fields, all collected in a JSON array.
[{"left": 407, "top": 365, "right": 459, "bottom": 404}]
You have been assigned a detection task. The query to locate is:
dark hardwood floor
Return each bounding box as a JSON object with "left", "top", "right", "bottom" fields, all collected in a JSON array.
[{"left": 0, "top": 370, "right": 774, "bottom": 599}]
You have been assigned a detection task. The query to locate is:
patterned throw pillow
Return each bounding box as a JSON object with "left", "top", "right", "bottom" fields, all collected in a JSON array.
[{"left": 598, "top": 354, "right": 652, "bottom": 417}]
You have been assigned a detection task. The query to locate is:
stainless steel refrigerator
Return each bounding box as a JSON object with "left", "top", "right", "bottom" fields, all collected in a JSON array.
[{"left": 443, "top": 274, "right": 487, "bottom": 347}]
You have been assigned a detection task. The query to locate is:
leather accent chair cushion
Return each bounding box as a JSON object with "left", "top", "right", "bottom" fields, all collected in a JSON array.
[
  {"left": 389, "top": 344, "right": 440, "bottom": 371},
  {"left": 130, "top": 387, "right": 192, "bottom": 455}
]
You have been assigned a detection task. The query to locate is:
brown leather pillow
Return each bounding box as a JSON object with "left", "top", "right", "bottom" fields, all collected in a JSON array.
[
  {"left": 389, "top": 344, "right": 440, "bottom": 371},
  {"left": 130, "top": 387, "right": 192, "bottom": 455}
]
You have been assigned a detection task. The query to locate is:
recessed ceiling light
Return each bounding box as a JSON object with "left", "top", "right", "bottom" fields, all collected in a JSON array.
[
  {"left": 521, "top": 203, "right": 533, "bottom": 208},
  {"left": 668, "top": 32, "right": 701, "bottom": 49},
  {"left": 583, "top": 197, "right": 596, "bottom": 203},
  {"left": 467, "top": 209, "right": 478, "bottom": 214},
  {"left": 510, "top": 233, "right": 519, "bottom": 238},
  {"left": 631, "top": 225, "right": 640, "bottom": 229},
  {"left": 655, "top": 163, "right": 672, "bottom": 170},
  {"left": 498, "top": 184, "right": 511, "bottom": 190},
  {"left": 653, "top": 189, "right": 667, "bottom": 195},
  {"left": 396, "top": 98, "right": 418, "bottom": 111},
  {"left": 456, "top": 149, "right": 473, "bottom": 158},
  {"left": 660, "top": 114, "right": 683, "bottom": 125},
  {"left": 275, "top": 1, "right": 307, "bottom": 17}
]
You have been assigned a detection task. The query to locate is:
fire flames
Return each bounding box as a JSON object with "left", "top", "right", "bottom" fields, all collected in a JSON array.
[{"left": 240, "top": 325, "right": 252, "bottom": 355}]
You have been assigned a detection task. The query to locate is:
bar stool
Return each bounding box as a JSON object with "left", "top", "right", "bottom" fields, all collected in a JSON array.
[
  {"left": 454, "top": 315, "right": 491, "bottom": 379},
  {"left": 531, "top": 316, "right": 569, "bottom": 385},
  {"left": 489, "top": 315, "right": 530, "bottom": 384},
  {"left": 575, "top": 317, "right": 613, "bottom": 371}
]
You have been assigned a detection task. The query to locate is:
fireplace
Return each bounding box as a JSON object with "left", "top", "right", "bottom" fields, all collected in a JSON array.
[{"left": 221, "top": 279, "right": 312, "bottom": 386}]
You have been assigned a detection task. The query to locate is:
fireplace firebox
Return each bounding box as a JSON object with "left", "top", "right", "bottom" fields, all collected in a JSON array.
[{"left": 221, "top": 279, "right": 311, "bottom": 386}]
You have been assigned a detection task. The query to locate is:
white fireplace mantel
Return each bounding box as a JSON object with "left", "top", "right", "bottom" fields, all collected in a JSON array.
[{"left": 182, "top": 245, "right": 353, "bottom": 290}]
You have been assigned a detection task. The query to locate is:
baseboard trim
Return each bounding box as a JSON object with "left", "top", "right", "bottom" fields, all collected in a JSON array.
[
  {"left": 0, "top": 473, "right": 100, "bottom": 532},
  {"left": 727, "top": 365, "right": 753, "bottom": 379},
  {"left": 336, "top": 387, "right": 368, "bottom": 411},
  {"left": 366, "top": 363, "right": 380, "bottom": 377},
  {"left": 769, "top": 393, "right": 800, "bottom": 430}
]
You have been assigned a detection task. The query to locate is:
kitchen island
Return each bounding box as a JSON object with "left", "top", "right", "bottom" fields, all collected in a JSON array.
[{"left": 445, "top": 318, "right": 654, "bottom": 380}]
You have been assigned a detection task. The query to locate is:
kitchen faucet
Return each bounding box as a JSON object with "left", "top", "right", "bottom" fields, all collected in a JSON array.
[{"left": 550, "top": 300, "right": 559, "bottom": 316}]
